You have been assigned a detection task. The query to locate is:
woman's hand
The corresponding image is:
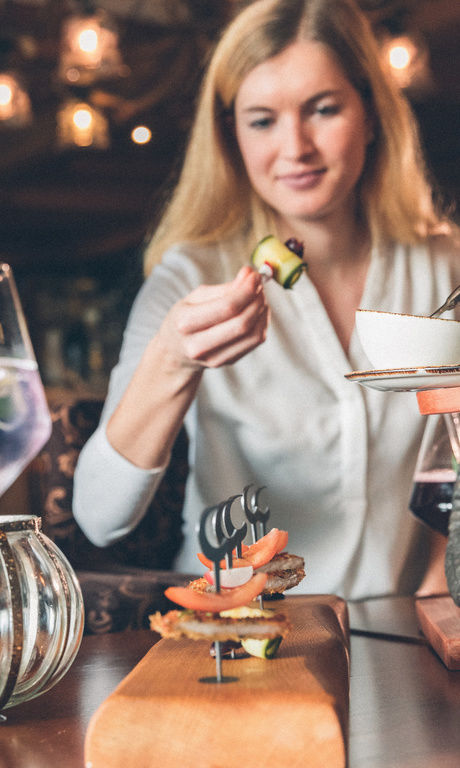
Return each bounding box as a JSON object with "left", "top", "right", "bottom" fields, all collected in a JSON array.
[{"left": 156, "top": 265, "right": 270, "bottom": 370}]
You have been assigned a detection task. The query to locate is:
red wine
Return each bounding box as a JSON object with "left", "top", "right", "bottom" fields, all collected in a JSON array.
[{"left": 409, "top": 470, "right": 456, "bottom": 536}]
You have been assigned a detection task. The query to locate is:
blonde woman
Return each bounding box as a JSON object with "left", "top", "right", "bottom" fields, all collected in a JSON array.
[{"left": 74, "top": 0, "right": 458, "bottom": 600}]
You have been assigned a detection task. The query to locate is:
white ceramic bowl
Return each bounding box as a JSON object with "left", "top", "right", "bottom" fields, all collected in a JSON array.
[{"left": 355, "top": 309, "right": 460, "bottom": 370}]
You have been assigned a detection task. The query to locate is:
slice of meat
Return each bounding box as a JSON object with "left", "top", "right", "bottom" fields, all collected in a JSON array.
[
  {"left": 257, "top": 552, "right": 304, "bottom": 574},
  {"left": 258, "top": 552, "right": 306, "bottom": 594},
  {"left": 150, "top": 609, "right": 291, "bottom": 641}
]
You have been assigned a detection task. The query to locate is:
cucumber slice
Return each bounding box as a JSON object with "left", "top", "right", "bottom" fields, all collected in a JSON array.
[
  {"left": 220, "top": 607, "right": 284, "bottom": 658},
  {"left": 250, "top": 235, "right": 307, "bottom": 288},
  {"left": 241, "top": 636, "right": 283, "bottom": 659}
]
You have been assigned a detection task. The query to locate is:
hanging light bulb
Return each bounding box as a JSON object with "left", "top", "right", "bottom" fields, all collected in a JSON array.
[
  {"left": 57, "top": 98, "right": 109, "bottom": 149},
  {"left": 0, "top": 71, "right": 32, "bottom": 127},
  {"left": 58, "top": 8, "right": 123, "bottom": 86}
]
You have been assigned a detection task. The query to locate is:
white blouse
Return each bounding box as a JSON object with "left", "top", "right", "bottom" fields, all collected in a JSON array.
[{"left": 73, "top": 233, "right": 460, "bottom": 600}]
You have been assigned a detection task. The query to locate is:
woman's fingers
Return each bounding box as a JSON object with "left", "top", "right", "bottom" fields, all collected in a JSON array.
[
  {"left": 159, "top": 267, "right": 269, "bottom": 368},
  {"left": 182, "top": 294, "right": 269, "bottom": 365},
  {"left": 184, "top": 269, "right": 268, "bottom": 364},
  {"left": 197, "top": 304, "right": 270, "bottom": 367},
  {"left": 179, "top": 267, "right": 263, "bottom": 333}
]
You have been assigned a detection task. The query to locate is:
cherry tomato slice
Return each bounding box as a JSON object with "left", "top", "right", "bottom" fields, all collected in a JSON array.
[{"left": 165, "top": 573, "right": 268, "bottom": 612}]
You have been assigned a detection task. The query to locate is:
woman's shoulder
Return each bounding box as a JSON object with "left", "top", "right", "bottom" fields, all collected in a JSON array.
[
  {"left": 425, "top": 221, "right": 460, "bottom": 255},
  {"left": 392, "top": 225, "right": 460, "bottom": 261}
]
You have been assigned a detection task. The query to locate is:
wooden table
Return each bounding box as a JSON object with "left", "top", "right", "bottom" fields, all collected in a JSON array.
[{"left": 1, "top": 597, "right": 459, "bottom": 768}]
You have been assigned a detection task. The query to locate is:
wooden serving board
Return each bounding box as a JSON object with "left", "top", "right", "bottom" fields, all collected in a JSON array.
[
  {"left": 85, "top": 594, "right": 350, "bottom": 768},
  {"left": 415, "top": 594, "right": 460, "bottom": 670}
]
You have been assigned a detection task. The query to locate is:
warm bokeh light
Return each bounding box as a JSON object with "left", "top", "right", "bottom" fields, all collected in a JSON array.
[
  {"left": 388, "top": 43, "right": 411, "bottom": 70},
  {"left": 73, "top": 107, "right": 92, "bottom": 131},
  {"left": 0, "top": 82, "right": 13, "bottom": 107},
  {"left": 58, "top": 11, "right": 122, "bottom": 84},
  {"left": 58, "top": 100, "right": 109, "bottom": 148},
  {"left": 131, "top": 125, "right": 152, "bottom": 145},
  {"left": 381, "top": 34, "right": 430, "bottom": 91},
  {"left": 78, "top": 28, "right": 99, "bottom": 54},
  {"left": 0, "top": 73, "right": 32, "bottom": 124}
]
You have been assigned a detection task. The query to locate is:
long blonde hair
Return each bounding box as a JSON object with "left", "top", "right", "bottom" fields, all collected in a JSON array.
[{"left": 144, "top": 0, "right": 447, "bottom": 275}]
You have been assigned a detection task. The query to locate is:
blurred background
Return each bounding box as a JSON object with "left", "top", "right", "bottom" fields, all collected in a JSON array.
[{"left": 0, "top": 0, "right": 459, "bottom": 398}]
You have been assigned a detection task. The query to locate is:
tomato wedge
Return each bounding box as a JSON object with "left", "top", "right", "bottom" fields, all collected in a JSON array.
[
  {"left": 165, "top": 572, "right": 268, "bottom": 612},
  {"left": 244, "top": 528, "right": 288, "bottom": 568},
  {"left": 197, "top": 528, "right": 288, "bottom": 571}
]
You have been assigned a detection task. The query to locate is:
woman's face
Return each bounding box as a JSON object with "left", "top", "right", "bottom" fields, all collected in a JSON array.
[{"left": 234, "top": 39, "right": 373, "bottom": 228}]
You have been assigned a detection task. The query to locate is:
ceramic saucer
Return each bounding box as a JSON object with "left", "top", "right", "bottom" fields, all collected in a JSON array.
[{"left": 345, "top": 365, "right": 460, "bottom": 392}]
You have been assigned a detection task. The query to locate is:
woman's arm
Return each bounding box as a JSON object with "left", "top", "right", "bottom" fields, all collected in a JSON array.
[
  {"left": 73, "top": 264, "right": 269, "bottom": 546},
  {"left": 106, "top": 265, "right": 269, "bottom": 468}
]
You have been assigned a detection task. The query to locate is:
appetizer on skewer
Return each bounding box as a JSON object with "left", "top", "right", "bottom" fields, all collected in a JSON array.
[
  {"left": 251, "top": 235, "right": 307, "bottom": 288},
  {"left": 149, "top": 493, "right": 302, "bottom": 665}
]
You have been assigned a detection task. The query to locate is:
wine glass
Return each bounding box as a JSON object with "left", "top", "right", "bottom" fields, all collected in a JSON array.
[
  {"left": 409, "top": 412, "right": 458, "bottom": 536},
  {"left": 0, "top": 263, "right": 51, "bottom": 496},
  {"left": 0, "top": 265, "right": 85, "bottom": 719}
]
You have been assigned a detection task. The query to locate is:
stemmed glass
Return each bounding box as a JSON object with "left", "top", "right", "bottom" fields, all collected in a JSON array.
[
  {"left": 409, "top": 413, "right": 457, "bottom": 536},
  {"left": 0, "top": 263, "right": 51, "bottom": 496},
  {"left": 0, "top": 265, "right": 85, "bottom": 718}
]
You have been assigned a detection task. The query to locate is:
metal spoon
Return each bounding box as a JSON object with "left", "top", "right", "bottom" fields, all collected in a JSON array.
[{"left": 430, "top": 285, "right": 460, "bottom": 318}]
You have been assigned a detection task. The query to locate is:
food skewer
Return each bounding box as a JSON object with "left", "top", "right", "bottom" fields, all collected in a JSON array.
[
  {"left": 198, "top": 503, "right": 245, "bottom": 682},
  {"left": 242, "top": 484, "right": 270, "bottom": 543},
  {"left": 251, "top": 236, "right": 307, "bottom": 288},
  {"left": 241, "top": 484, "right": 270, "bottom": 608},
  {"left": 150, "top": 485, "right": 299, "bottom": 667},
  {"left": 198, "top": 505, "right": 226, "bottom": 680},
  {"left": 221, "top": 494, "right": 247, "bottom": 561},
  {"left": 221, "top": 495, "right": 248, "bottom": 653}
]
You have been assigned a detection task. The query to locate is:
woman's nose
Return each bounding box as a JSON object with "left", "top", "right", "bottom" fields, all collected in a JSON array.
[{"left": 282, "top": 117, "right": 315, "bottom": 159}]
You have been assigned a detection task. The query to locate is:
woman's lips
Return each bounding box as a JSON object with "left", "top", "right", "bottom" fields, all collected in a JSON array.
[{"left": 277, "top": 168, "right": 326, "bottom": 190}]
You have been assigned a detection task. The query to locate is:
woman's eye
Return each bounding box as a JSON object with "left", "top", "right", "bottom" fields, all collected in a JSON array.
[
  {"left": 316, "top": 104, "right": 340, "bottom": 116},
  {"left": 249, "top": 116, "right": 273, "bottom": 129}
]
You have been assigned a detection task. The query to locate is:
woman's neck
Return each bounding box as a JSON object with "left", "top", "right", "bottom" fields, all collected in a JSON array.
[{"left": 277, "top": 213, "right": 372, "bottom": 355}]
